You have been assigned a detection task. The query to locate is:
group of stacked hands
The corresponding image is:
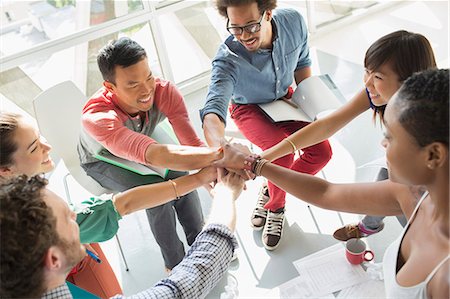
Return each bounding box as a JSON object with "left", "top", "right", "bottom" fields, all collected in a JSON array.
[{"left": 1, "top": 1, "right": 448, "bottom": 299}]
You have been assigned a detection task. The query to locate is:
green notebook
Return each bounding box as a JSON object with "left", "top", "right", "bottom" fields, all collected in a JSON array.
[
  {"left": 67, "top": 282, "right": 99, "bottom": 298},
  {"left": 94, "top": 120, "right": 179, "bottom": 178}
]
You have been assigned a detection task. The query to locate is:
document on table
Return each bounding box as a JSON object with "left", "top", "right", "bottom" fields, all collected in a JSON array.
[
  {"left": 269, "top": 275, "right": 335, "bottom": 298},
  {"left": 337, "top": 280, "right": 385, "bottom": 298},
  {"left": 292, "top": 244, "right": 370, "bottom": 297}
]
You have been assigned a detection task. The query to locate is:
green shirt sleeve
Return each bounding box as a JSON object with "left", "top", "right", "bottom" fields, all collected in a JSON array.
[{"left": 74, "top": 195, "right": 122, "bottom": 244}]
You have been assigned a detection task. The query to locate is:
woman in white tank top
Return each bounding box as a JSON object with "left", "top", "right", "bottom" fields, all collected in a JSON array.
[{"left": 217, "top": 68, "right": 449, "bottom": 298}]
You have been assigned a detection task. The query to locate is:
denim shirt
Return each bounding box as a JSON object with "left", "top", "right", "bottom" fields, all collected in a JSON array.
[{"left": 200, "top": 8, "right": 311, "bottom": 124}]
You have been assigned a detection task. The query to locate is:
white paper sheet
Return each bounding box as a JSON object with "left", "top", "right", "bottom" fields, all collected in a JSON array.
[
  {"left": 270, "top": 275, "right": 335, "bottom": 298},
  {"left": 293, "top": 244, "right": 370, "bottom": 297},
  {"left": 337, "top": 280, "right": 385, "bottom": 298}
]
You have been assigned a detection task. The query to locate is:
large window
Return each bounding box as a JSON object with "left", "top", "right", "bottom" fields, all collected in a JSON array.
[
  {"left": 279, "top": 1, "right": 378, "bottom": 31},
  {"left": 0, "top": 0, "right": 382, "bottom": 115},
  {"left": 157, "top": 2, "right": 226, "bottom": 83},
  {"left": 0, "top": 0, "right": 145, "bottom": 57}
]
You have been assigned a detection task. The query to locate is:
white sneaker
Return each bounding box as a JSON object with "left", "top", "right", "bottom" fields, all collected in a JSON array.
[
  {"left": 250, "top": 185, "right": 269, "bottom": 230},
  {"left": 262, "top": 208, "right": 285, "bottom": 251}
]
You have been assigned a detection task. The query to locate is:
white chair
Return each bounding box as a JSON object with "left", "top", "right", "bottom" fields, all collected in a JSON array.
[{"left": 33, "top": 80, "right": 129, "bottom": 271}]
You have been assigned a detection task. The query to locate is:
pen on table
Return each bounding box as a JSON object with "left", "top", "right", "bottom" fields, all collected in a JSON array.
[
  {"left": 86, "top": 248, "right": 102, "bottom": 263},
  {"left": 280, "top": 97, "right": 299, "bottom": 109}
]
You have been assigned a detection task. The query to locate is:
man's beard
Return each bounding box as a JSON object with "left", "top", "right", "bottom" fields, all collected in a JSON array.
[{"left": 58, "top": 237, "right": 85, "bottom": 273}]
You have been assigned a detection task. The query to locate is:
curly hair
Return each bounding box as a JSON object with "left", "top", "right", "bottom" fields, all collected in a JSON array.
[
  {"left": 394, "top": 68, "right": 449, "bottom": 147},
  {"left": 0, "top": 112, "right": 21, "bottom": 169},
  {"left": 97, "top": 37, "right": 147, "bottom": 84},
  {"left": 364, "top": 30, "right": 437, "bottom": 123},
  {"left": 0, "top": 175, "right": 59, "bottom": 298},
  {"left": 215, "top": 0, "right": 277, "bottom": 18}
]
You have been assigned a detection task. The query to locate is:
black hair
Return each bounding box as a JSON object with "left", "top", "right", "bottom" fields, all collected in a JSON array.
[
  {"left": 0, "top": 112, "right": 21, "bottom": 169},
  {"left": 365, "top": 30, "right": 437, "bottom": 122},
  {"left": 215, "top": 0, "right": 277, "bottom": 17},
  {"left": 97, "top": 37, "right": 147, "bottom": 84},
  {"left": 394, "top": 68, "right": 449, "bottom": 147}
]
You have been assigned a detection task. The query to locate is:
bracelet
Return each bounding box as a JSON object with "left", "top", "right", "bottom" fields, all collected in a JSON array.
[
  {"left": 243, "top": 154, "right": 261, "bottom": 171},
  {"left": 254, "top": 159, "right": 269, "bottom": 176},
  {"left": 169, "top": 179, "right": 180, "bottom": 200},
  {"left": 284, "top": 138, "right": 297, "bottom": 153}
]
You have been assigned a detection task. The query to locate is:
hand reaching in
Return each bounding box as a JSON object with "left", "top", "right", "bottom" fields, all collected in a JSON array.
[
  {"left": 214, "top": 168, "right": 245, "bottom": 200},
  {"left": 214, "top": 139, "right": 251, "bottom": 169},
  {"left": 196, "top": 166, "right": 218, "bottom": 193}
]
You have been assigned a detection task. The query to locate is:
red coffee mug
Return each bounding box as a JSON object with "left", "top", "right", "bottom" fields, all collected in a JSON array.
[{"left": 345, "top": 238, "right": 374, "bottom": 265}]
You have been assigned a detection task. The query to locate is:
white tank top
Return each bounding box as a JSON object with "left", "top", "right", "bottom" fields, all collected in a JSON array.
[{"left": 383, "top": 191, "right": 449, "bottom": 298}]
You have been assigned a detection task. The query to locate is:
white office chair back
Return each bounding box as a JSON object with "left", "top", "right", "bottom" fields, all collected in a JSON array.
[
  {"left": 33, "top": 81, "right": 110, "bottom": 196},
  {"left": 33, "top": 81, "right": 130, "bottom": 270}
]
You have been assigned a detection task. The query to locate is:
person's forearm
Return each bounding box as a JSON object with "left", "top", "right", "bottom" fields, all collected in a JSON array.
[
  {"left": 257, "top": 161, "right": 403, "bottom": 216},
  {"left": 260, "top": 162, "right": 331, "bottom": 205},
  {"left": 150, "top": 224, "right": 236, "bottom": 298},
  {"left": 114, "top": 172, "right": 206, "bottom": 216},
  {"left": 294, "top": 66, "right": 312, "bottom": 85},
  {"left": 262, "top": 90, "right": 369, "bottom": 162},
  {"left": 203, "top": 114, "right": 226, "bottom": 147},
  {"left": 206, "top": 185, "right": 237, "bottom": 232},
  {"left": 261, "top": 118, "right": 333, "bottom": 161},
  {"left": 145, "top": 144, "right": 221, "bottom": 171}
]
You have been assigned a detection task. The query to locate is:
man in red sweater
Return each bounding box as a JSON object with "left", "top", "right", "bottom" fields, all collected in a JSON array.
[{"left": 78, "top": 37, "right": 221, "bottom": 271}]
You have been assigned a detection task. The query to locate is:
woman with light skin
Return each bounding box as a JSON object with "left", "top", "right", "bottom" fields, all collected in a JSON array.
[
  {"left": 0, "top": 111, "right": 217, "bottom": 297},
  {"left": 218, "top": 69, "right": 449, "bottom": 299},
  {"left": 221, "top": 30, "right": 437, "bottom": 240}
]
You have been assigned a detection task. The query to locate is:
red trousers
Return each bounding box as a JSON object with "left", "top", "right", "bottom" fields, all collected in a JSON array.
[
  {"left": 67, "top": 243, "right": 122, "bottom": 298},
  {"left": 230, "top": 103, "right": 332, "bottom": 211}
]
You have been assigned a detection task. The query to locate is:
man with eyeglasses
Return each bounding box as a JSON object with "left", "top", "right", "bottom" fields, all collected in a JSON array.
[{"left": 200, "top": 0, "right": 332, "bottom": 251}]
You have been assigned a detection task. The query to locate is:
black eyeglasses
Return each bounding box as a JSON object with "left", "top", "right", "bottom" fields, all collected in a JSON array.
[{"left": 227, "top": 11, "right": 266, "bottom": 35}]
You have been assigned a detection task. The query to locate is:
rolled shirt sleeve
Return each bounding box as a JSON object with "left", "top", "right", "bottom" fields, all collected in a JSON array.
[
  {"left": 74, "top": 195, "right": 122, "bottom": 244},
  {"left": 199, "top": 46, "right": 238, "bottom": 125},
  {"left": 81, "top": 98, "right": 156, "bottom": 165},
  {"left": 112, "top": 224, "right": 237, "bottom": 299}
]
